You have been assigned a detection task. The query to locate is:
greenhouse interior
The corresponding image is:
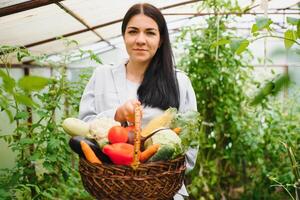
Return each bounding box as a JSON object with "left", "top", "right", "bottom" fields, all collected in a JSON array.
[{"left": 0, "top": 0, "right": 299, "bottom": 199}]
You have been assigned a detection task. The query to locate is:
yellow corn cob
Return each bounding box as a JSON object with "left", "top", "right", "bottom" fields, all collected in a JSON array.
[{"left": 141, "top": 108, "right": 177, "bottom": 138}]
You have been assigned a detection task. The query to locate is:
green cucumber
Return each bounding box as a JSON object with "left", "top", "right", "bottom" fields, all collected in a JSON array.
[{"left": 149, "top": 145, "right": 175, "bottom": 162}]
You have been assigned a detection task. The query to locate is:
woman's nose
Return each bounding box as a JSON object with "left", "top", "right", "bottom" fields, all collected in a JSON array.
[{"left": 136, "top": 33, "right": 146, "bottom": 45}]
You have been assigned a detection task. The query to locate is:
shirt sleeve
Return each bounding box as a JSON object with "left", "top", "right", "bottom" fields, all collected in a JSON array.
[
  {"left": 183, "top": 76, "right": 197, "bottom": 112},
  {"left": 180, "top": 73, "right": 198, "bottom": 172},
  {"left": 176, "top": 72, "right": 198, "bottom": 196},
  {"left": 78, "top": 69, "right": 117, "bottom": 122}
]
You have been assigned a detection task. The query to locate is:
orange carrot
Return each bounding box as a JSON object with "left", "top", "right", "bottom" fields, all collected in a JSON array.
[
  {"left": 80, "top": 141, "right": 102, "bottom": 164},
  {"left": 173, "top": 127, "right": 181, "bottom": 135},
  {"left": 140, "top": 144, "right": 160, "bottom": 162}
]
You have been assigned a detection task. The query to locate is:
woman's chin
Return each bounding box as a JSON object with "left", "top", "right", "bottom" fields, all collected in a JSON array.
[{"left": 131, "top": 57, "right": 151, "bottom": 63}]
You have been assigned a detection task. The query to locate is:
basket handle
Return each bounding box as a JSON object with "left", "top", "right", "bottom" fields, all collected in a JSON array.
[{"left": 131, "top": 103, "right": 142, "bottom": 170}]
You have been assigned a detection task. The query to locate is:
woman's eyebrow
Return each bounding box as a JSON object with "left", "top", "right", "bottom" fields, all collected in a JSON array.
[
  {"left": 127, "top": 26, "right": 158, "bottom": 32},
  {"left": 146, "top": 28, "right": 158, "bottom": 32}
]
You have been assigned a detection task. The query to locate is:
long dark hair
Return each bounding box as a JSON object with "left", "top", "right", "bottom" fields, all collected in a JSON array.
[{"left": 121, "top": 3, "right": 179, "bottom": 110}]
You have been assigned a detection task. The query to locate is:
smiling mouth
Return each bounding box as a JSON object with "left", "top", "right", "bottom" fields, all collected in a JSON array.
[{"left": 133, "top": 49, "right": 147, "bottom": 51}]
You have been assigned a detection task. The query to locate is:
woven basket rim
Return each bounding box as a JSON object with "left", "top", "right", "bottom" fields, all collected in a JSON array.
[
  {"left": 80, "top": 154, "right": 185, "bottom": 168},
  {"left": 80, "top": 170, "right": 185, "bottom": 180},
  {"left": 79, "top": 155, "right": 186, "bottom": 178}
]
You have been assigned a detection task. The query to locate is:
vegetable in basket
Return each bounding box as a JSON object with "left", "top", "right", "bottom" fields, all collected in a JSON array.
[
  {"left": 141, "top": 108, "right": 177, "bottom": 138},
  {"left": 148, "top": 145, "right": 176, "bottom": 162},
  {"left": 62, "top": 118, "right": 90, "bottom": 137},
  {"left": 62, "top": 117, "right": 120, "bottom": 139},
  {"left": 69, "top": 136, "right": 111, "bottom": 163},
  {"left": 102, "top": 143, "right": 134, "bottom": 165},
  {"left": 88, "top": 117, "right": 121, "bottom": 140},
  {"left": 140, "top": 144, "right": 160, "bottom": 162},
  {"left": 80, "top": 141, "right": 102, "bottom": 164},
  {"left": 107, "top": 125, "right": 129, "bottom": 144},
  {"left": 144, "top": 128, "right": 183, "bottom": 161},
  {"left": 102, "top": 142, "right": 161, "bottom": 165}
]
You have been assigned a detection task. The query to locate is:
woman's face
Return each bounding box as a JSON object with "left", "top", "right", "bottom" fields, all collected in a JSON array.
[{"left": 124, "top": 14, "right": 161, "bottom": 64}]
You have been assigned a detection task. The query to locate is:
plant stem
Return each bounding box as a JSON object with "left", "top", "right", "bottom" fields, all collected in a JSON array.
[{"left": 252, "top": 35, "right": 300, "bottom": 46}]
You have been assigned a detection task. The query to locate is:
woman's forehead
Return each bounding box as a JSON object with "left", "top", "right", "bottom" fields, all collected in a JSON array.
[{"left": 126, "top": 14, "right": 159, "bottom": 30}]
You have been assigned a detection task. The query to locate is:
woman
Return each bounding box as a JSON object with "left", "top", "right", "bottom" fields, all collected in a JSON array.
[{"left": 79, "top": 3, "right": 197, "bottom": 200}]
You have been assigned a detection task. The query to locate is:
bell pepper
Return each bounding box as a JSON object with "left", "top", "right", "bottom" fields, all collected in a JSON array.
[{"left": 102, "top": 143, "right": 134, "bottom": 165}]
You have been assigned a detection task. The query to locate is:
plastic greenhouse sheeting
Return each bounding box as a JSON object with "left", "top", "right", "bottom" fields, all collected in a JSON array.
[{"left": 0, "top": 0, "right": 299, "bottom": 63}]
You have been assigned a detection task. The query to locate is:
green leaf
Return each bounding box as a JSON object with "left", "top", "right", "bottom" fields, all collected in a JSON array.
[
  {"left": 287, "top": 17, "right": 300, "bottom": 26},
  {"left": 47, "top": 154, "right": 57, "bottom": 162},
  {"left": 284, "top": 30, "right": 297, "bottom": 49},
  {"left": 230, "top": 39, "right": 242, "bottom": 52},
  {"left": 43, "top": 161, "right": 54, "bottom": 171},
  {"left": 18, "top": 76, "right": 49, "bottom": 92},
  {"left": 16, "top": 49, "right": 30, "bottom": 62},
  {"left": 236, "top": 39, "right": 249, "bottom": 55},
  {"left": 211, "top": 39, "right": 230, "bottom": 48},
  {"left": 0, "top": 69, "right": 16, "bottom": 93},
  {"left": 0, "top": 45, "right": 18, "bottom": 55},
  {"left": 0, "top": 188, "right": 11, "bottom": 198},
  {"left": 251, "top": 24, "right": 259, "bottom": 33},
  {"left": 58, "top": 36, "right": 79, "bottom": 48},
  {"left": 37, "top": 110, "right": 49, "bottom": 118},
  {"left": 30, "top": 151, "right": 41, "bottom": 161},
  {"left": 0, "top": 97, "right": 14, "bottom": 122},
  {"left": 87, "top": 50, "right": 102, "bottom": 64},
  {"left": 15, "top": 111, "right": 29, "bottom": 120},
  {"left": 47, "top": 139, "right": 60, "bottom": 153},
  {"left": 41, "top": 191, "right": 55, "bottom": 199},
  {"left": 15, "top": 94, "right": 38, "bottom": 107},
  {"left": 250, "top": 73, "right": 290, "bottom": 106},
  {"left": 230, "top": 39, "right": 249, "bottom": 55},
  {"left": 90, "top": 54, "right": 102, "bottom": 64},
  {"left": 255, "top": 17, "right": 272, "bottom": 30},
  {"left": 242, "top": 5, "right": 251, "bottom": 13},
  {"left": 272, "top": 73, "right": 290, "bottom": 95},
  {"left": 20, "top": 138, "right": 34, "bottom": 144},
  {"left": 27, "top": 184, "right": 41, "bottom": 194}
]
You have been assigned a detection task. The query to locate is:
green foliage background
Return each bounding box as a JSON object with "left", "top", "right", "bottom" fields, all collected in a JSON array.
[
  {"left": 176, "top": 1, "right": 300, "bottom": 199},
  {"left": 0, "top": 46, "right": 95, "bottom": 199}
]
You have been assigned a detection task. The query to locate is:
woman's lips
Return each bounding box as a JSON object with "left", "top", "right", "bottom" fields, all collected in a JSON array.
[{"left": 133, "top": 49, "right": 147, "bottom": 51}]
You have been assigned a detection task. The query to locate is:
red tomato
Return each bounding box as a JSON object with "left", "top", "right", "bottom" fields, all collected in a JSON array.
[{"left": 108, "top": 126, "right": 128, "bottom": 144}]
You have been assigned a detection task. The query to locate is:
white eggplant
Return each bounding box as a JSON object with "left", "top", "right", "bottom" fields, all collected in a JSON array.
[{"left": 62, "top": 118, "right": 90, "bottom": 136}]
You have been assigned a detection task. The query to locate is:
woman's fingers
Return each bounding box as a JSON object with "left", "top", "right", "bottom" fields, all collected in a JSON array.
[
  {"left": 125, "top": 99, "right": 141, "bottom": 122},
  {"left": 115, "top": 99, "right": 141, "bottom": 123}
]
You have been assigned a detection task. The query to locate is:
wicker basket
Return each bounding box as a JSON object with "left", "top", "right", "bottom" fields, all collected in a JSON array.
[
  {"left": 78, "top": 105, "right": 186, "bottom": 200},
  {"left": 79, "top": 156, "right": 185, "bottom": 200}
]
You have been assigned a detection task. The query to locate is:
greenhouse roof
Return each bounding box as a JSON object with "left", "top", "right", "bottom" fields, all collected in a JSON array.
[{"left": 0, "top": 0, "right": 299, "bottom": 64}]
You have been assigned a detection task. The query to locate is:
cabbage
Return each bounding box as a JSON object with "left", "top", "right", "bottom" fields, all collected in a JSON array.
[
  {"left": 88, "top": 117, "right": 120, "bottom": 140},
  {"left": 144, "top": 129, "right": 182, "bottom": 149}
]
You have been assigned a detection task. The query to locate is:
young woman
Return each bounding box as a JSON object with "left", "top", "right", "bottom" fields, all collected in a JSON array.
[{"left": 79, "top": 3, "right": 197, "bottom": 200}]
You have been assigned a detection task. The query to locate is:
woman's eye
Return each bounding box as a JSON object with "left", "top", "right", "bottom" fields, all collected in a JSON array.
[
  {"left": 147, "top": 32, "right": 156, "bottom": 35},
  {"left": 128, "top": 30, "right": 137, "bottom": 34}
]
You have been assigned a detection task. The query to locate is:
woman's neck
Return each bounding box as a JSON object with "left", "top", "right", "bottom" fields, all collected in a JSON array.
[{"left": 126, "top": 60, "right": 149, "bottom": 83}]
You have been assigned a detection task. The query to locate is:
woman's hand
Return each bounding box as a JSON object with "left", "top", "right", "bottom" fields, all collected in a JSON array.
[{"left": 114, "top": 99, "right": 141, "bottom": 123}]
